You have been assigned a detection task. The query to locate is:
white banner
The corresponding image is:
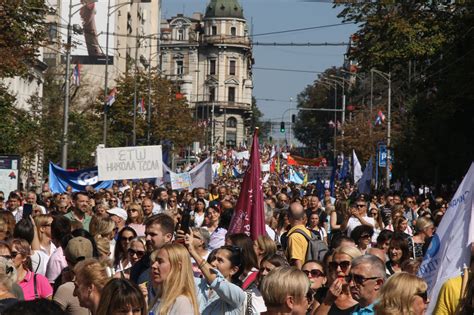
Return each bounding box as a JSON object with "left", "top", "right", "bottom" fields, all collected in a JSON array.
[
  {"left": 97, "top": 145, "right": 163, "bottom": 181},
  {"left": 170, "top": 172, "right": 192, "bottom": 190},
  {"left": 418, "top": 162, "right": 474, "bottom": 314}
]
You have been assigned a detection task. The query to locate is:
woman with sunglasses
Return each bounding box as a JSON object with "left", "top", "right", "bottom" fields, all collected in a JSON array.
[
  {"left": 302, "top": 260, "right": 327, "bottom": 312},
  {"left": 115, "top": 237, "right": 146, "bottom": 279},
  {"left": 350, "top": 225, "right": 374, "bottom": 255},
  {"left": 314, "top": 246, "right": 361, "bottom": 315},
  {"left": 184, "top": 231, "right": 247, "bottom": 314},
  {"left": 10, "top": 238, "right": 53, "bottom": 300},
  {"left": 375, "top": 272, "right": 429, "bottom": 315},
  {"left": 126, "top": 203, "right": 145, "bottom": 237},
  {"left": 113, "top": 227, "right": 137, "bottom": 274}
]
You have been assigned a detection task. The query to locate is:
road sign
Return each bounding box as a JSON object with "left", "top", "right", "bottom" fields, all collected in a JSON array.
[{"left": 378, "top": 144, "right": 393, "bottom": 167}]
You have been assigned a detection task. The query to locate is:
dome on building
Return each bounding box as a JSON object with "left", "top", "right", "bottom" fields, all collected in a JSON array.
[{"left": 205, "top": 0, "right": 244, "bottom": 19}]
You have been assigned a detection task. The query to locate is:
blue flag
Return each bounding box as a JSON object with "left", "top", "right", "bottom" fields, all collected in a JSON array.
[
  {"left": 357, "top": 158, "right": 373, "bottom": 195},
  {"left": 49, "top": 163, "right": 113, "bottom": 193},
  {"left": 338, "top": 158, "right": 349, "bottom": 180},
  {"left": 289, "top": 167, "right": 304, "bottom": 184}
]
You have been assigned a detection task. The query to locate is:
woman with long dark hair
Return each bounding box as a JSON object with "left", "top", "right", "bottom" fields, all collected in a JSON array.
[{"left": 113, "top": 227, "right": 137, "bottom": 273}]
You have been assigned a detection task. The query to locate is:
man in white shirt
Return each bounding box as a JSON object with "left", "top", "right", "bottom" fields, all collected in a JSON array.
[
  {"left": 346, "top": 199, "right": 375, "bottom": 237},
  {"left": 26, "top": 191, "right": 46, "bottom": 214}
]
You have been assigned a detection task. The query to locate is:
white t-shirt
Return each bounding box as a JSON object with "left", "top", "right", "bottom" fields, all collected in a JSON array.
[
  {"left": 31, "top": 249, "right": 50, "bottom": 276},
  {"left": 193, "top": 212, "right": 205, "bottom": 228},
  {"left": 346, "top": 216, "right": 375, "bottom": 237}
]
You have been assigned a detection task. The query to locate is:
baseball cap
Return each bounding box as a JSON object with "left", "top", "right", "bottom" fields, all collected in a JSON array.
[
  {"left": 65, "top": 236, "right": 93, "bottom": 264},
  {"left": 107, "top": 207, "right": 128, "bottom": 221}
]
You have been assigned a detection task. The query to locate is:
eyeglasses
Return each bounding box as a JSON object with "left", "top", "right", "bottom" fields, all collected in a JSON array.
[
  {"left": 356, "top": 204, "right": 366, "bottom": 208},
  {"left": 121, "top": 236, "right": 135, "bottom": 242},
  {"left": 10, "top": 252, "right": 19, "bottom": 258},
  {"left": 328, "top": 260, "right": 351, "bottom": 271},
  {"left": 302, "top": 269, "right": 325, "bottom": 278},
  {"left": 416, "top": 291, "right": 428, "bottom": 302},
  {"left": 128, "top": 248, "right": 145, "bottom": 258},
  {"left": 345, "top": 273, "right": 380, "bottom": 285}
]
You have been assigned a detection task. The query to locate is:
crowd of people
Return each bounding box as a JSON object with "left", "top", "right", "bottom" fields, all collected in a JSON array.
[{"left": 0, "top": 174, "right": 471, "bottom": 315}]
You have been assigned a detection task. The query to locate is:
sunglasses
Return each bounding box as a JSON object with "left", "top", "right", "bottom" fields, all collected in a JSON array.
[
  {"left": 302, "top": 269, "right": 325, "bottom": 278},
  {"left": 10, "top": 252, "right": 19, "bottom": 258},
  {"left": 360, "top": 234, "right": 372, "bottom": 239},
  {"left": 0, "top": 255, "right": 11, "bottom": 260},
  {"left": 416, "top": 291, "right": 428, "bottom": 302},
  {"left": 356, "top": 204, "right": 366, "bottom": 208},
  {"left": 345, "top": 273, "right": 380, "bottom": 285},
  {"left": 128, "top": 248, "right": 145, "bottom": 258},
  {"left": 121, "top": 236, "right": 135, "bottom": 242},
  {"left": 329, "top": 260, "right": 351, "bottom": 271},
  {"left": 127, "top": 208, "right": 138, "bottom": 212}
]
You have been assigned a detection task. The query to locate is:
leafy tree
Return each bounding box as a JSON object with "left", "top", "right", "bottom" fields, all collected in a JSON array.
[
  {"left": 90, "top": 69, "right": 203, "bottom": 150},
  {"left": 251, "top": 97, "right": 270, "bottom": 141},
  {"left": 0, "top": 1, "right": 50, "bottom": 78}
]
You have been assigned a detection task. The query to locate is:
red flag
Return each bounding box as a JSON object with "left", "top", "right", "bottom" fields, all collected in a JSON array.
[{"left": 228, "top": 129, "right": 266, "bottom": 240}]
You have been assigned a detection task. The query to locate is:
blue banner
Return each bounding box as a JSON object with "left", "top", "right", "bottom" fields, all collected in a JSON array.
[
  {"left": 357, "top": 158, "right": 373, "bottom": 195},
  {"left": 49, "top": 163, "right": 114, "bottom": 193}
]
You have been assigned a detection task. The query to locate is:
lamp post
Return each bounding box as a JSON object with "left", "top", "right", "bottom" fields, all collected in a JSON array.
[
  {"left": 321, "top": 77, "right": 344, "bottom": 161},
  {"left": 371, "top": 68, "right": 391, "bottom": 189}
]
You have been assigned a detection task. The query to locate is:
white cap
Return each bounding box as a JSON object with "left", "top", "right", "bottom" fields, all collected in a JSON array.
[{"left": 107, "top": 207, "right": 128, "bottom": 221}]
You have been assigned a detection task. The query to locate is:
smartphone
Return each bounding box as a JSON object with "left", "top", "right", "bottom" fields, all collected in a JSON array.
[
  {"left": 180, "top": 210, "right": 192, "bottom": 235},
  {"left": 23, "top": 204, "right": 33, "bottom": 219}
]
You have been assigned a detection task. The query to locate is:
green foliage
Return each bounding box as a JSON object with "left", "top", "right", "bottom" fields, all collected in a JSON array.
[
  {"left": 90, "top": 69, "right": 203, "bottom": 149},
  {"left": 0, "top": 1, "right": 50, "bottom": 78},
  {"left": 251, "top": 97, "right": 270, "bottom": 141}
]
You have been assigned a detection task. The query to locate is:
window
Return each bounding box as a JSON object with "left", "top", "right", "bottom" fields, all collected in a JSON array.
[
  {"left": 230, "top": 27, "right": 236, "bottom": 36},
  {"left": 176, "top": 60, "right": 184, "bottom": 75},
  {"left": 209, "top": 87, "right": 216, "bottom": 101},
  {"left": 228, "top": 87, "right": 235, "bottom": 102},
  {"left": 178, "top": 29, "right": 184, "bottom": 40},
  {"left": 227, "top": 117, "right": 237, "bottom": 128},
  {"left": 211, "top": 25, "right": 217, "bottom": 35},
  {"left": 209, "top": 59, "right": 216, "bottom": 75},
  {"left": 229, "top": 60, "right": 236, "bottom": 75},
  {"left": 226, "top": 132, "right": 237, "bottom": 147}
]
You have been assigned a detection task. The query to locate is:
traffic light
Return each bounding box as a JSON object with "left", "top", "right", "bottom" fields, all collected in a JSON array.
[
  {"left": 291, "top": 114, "right": 296, "bottom": 123},
  {"left": 280, "top": 121, "right": 285, "bottom": 133}
]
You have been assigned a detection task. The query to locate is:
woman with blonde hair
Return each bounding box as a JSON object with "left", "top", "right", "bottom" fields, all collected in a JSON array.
[
  {"left": 73, "top": 258, "right": 111, "bottom": 315},
  {"left": 253, "top": 235, "right": 277, "bottom": 266},
  {"left": 409, "top": 217, "right": 434, "bottom": 259},
  {"left": 260, "top": 266, "right": 309, "bottom": 315},
  {"left": 89, "top": 216, "right": 115, "bottom": 240},
  {"left": 375, "top": 272, "right": 429, "bottom": 315},
  {"left": 126, "top": 203, "right": 145, "bottom": 236},
  {"left": 149, "top": 243, "right": 199, "bottom": 315},
  {"left": 33, "top": 214, "right": 54, "bottom": 257}
]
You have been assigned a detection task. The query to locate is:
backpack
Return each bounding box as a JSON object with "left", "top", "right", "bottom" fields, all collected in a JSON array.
[{"left": 291, "top": 228, "right": 328, "bottom": 261}]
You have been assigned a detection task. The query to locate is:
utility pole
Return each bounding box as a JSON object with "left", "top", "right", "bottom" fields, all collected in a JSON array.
[
  {"left": 62, "top": 0, "right": 73, "bottom": 169},
  {"left": 132, "top": 24, "right": 140, "bottom": 146}
]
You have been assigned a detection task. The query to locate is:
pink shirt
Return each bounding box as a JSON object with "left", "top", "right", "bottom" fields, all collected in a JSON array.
[
  {"left": 19, "top": 270, "right": 53, "bottom": 300},
  {"left": 46, "top": 246, "right": 68, "bottom": 283}
]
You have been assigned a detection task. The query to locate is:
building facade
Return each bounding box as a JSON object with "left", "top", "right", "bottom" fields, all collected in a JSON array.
[{"left": 160, "top": 0, "right": 254, "bottom": 148}]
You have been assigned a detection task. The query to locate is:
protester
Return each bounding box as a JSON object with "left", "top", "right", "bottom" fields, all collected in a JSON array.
[
  {"left": 64, "top": 193, "right": 92, "bottom": 232},
  {"left": 375, "top": 272, "right": 428, "bottom": 315},
  {"left": 302, "top": 260, "right": 327, "bottom": 312},
  {"left": 260, "top": 266, "right": 309, "bottom": 315},
  {"left": 96, "top": 278, "right": 147, "bottom": 315},
  {"left": 254, "top": 235, "right": 277, "bottom": 266},
  {"left": 386, "top": 234, "right": 410, "bottom": 275},
  {"left": 286, "top": 202, "right": 312, "bottom": 269},
  {"left": 126, "top": 203, "right": 146, "bottom": 236},
  {"left": 72, "top": 258, "right": 110, "bottom": 315},
  {"left": 258, "top": 254, "right": 289, "bottom": 280},
  {"left": 148, "top": 243, "right": 199, "bottom": 314},
  {"left": 113, "top": 227, "right": 137, "bottom": 273},
  {"left": 348, "top": 254, "right": 386, "bottom": 313}
]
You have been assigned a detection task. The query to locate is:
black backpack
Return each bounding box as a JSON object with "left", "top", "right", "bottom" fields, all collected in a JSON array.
[{"left": 290, "top": 228, "right": 328, "bottom": 261}]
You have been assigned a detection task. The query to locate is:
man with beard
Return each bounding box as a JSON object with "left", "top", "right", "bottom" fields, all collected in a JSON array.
[
  {"left": 130, "top": 213, "right": 175, "bottom": 286},
  {"left": 152, "top": 188, "right": 169, "bottom": 214},
  {"left": 141, "top": 198, "right": 154, "bottom": 221},
  {"left": 64, "top": 192, "right": 92, "bottom": 232},
  {"left": 305, "top": 195, "right": 327, "bottom": 231},
  {"left": 348, "top": 255, "right": 386, "bottom": 314}
]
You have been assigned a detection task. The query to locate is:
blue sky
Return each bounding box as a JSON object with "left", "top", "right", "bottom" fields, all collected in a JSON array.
[{"left": 162, "top": 0, "right": 358, "bottom": 130}]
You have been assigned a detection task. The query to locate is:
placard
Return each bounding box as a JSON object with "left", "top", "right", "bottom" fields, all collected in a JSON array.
[
  {"left": 97, "top": 146, "right": 163, "bottom": 181},
  {"left": 170, "top": 172, "right": 192, "bottom": 190},
  {"left": 0, "top": 155, "right": 20, "bottom": 197},
  {"left": 307, "top": 166, "right": 333, "bottom": 181}
]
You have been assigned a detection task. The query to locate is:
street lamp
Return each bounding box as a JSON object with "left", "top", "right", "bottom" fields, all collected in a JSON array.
[
  {"left": 321, "top": 77, "right": 344, "bottom": 161},
  {"left": 62, "top": 0, "right": 89, "bottom": 168},
  {"left": 371, "top": 68, "right": 391, "bottom": 189}
]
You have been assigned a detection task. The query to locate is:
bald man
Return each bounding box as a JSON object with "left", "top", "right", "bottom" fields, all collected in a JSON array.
[{"left": 286, "top": 202, "right": 312, "bottom": 269}]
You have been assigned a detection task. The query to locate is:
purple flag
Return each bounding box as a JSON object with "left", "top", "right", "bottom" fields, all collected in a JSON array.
[{"left": 228, "top": 129, "right": 266, "bottom": 240}]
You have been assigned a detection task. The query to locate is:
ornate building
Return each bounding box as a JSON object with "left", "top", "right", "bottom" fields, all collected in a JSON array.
[{"left": 160, "top": 0, "right": 254, "bottom": 148}]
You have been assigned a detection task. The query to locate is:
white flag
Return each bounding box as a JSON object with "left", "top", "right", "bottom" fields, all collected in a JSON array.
[
  {"left": 353, "top": 150, "right": 363, "bottom": 183},
  {"left": 417, "top": 162, "right": 474, "bottom": 314}
]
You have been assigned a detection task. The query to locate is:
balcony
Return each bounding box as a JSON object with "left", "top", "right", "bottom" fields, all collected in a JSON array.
[
  {"left": 195, "top": 101, "right": 251, "bottom": 112},
  {"left": 201, "top": 35, "right": 251, "bottom": 47}
]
